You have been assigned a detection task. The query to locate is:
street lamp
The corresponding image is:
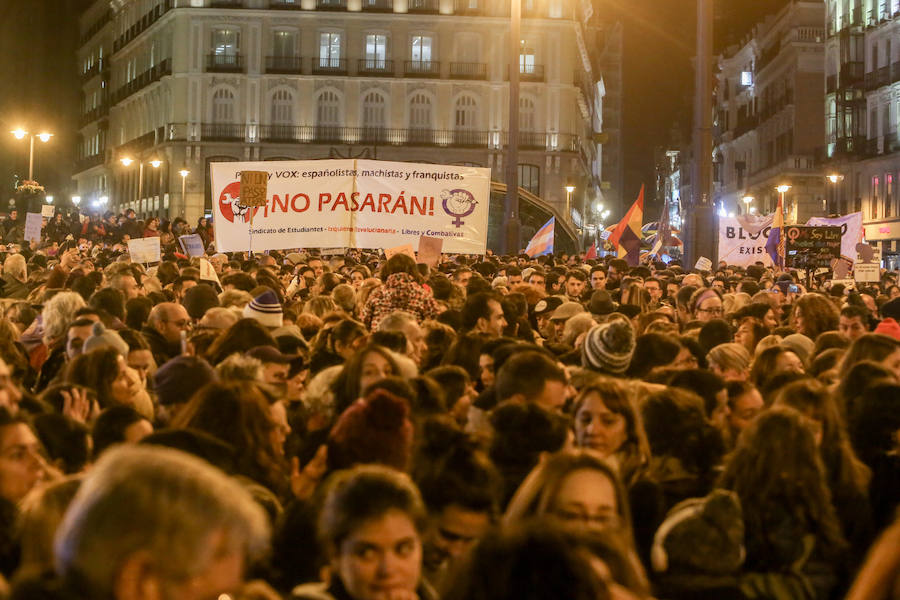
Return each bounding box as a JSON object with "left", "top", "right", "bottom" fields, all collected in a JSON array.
[
  {"left": 742, "top": 195, "right": 753, "bottom": 215},
  {"left": 826, "top": 174, "right": 844, "bottom": 214},
  {"left": 502, "top": 0, "right": 522, "bottom": 255},
  {"left": 179, "top": 168, "right": 190, "bottom": 219},
  {"left": 10, "top": 128, "right": 54, "bottom": 181},
  {"left": 565, "top": 182, "right": 575, "bottom": 222},
  {"left": 46, "top": 195, "right": 54, "bottom": 204},
  {"left": 776, "top": 184, "right": 791, "bottom": 224},
  {"left": 120, "top": 157, "right": 162, "bottom": 214},
  {"left": 71, "top": 195, "right": 81, "bottom": 207},
  {"left": 827, "top": 174, "right": 844, "bottom": 184}
]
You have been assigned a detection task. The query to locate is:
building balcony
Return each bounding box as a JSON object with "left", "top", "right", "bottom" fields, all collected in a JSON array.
[
  {"left": 839, "top": 61, "right": 864, "bottom": 86},
  {"left": 112, "top": 0, "right": 172, "bottom": 53},
  {"left": 207, "top": 54, "right": 244, "bottom": 72},
  {"left": 357, "top": 59, "right": 395, "bottom": 76},
  {"left": 453, "top": 0, "right": 482, "bottom": 14},
  {"left": 75, "top": 155, "right": 105, "bottom": 172},
  {"left": 834, "top": 135, "right": 867, "bottom": 156},
  {"left": 407, "top": 0, "right": 439, "bottom": 13},
  {"left": 266, "top": 56, "right": 303, "bottom": 74},
  {"left": 316, "top": 0, "right": 347, "bottom": 10},
  {"left": 111, "top": 59, "right": 171, "bottom": 104},
  {"left": 269, "top": 0, "right": 302, "bottom": 8},
  {"left": 201, "top": 123, "right": 246, "bottom": 141},
  {"left": 80, "top": 103, "right": 110, "bottom": 127},
  {"left": 312, "top": 57, "right": 348, "bottom": 75},
  {"left": 361, "top": 0, "right": 393, "bottom": 11},
  {"left": 404, "top": 60, "right": 441, "bottom": 77},
  {"left": 209, "top": 0, "right": 244, "bottom": 6},
  {"left": 513, "top": 64, "right": 545, "bottom": 82},
  {"left": 865, "top": 65, "right": 891, "bottom": 90},
  {"left": 449, "top": 62, "right": 487, "bottom": 79}
]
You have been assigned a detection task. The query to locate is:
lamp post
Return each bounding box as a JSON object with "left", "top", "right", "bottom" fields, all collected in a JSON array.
[
  {"left": 776, "top": 184, "right": 791, "bottom": 223},
  {"left": 827, "top": 174, "right": 844, "bottom": 214},
  {"left": 502, "top": 0, "right": 522, "bottom": 256},
  {"left": 565, "top": 183, "right": 575, "bottom": 222},
  {"left": 121, "top": 157, "right": 162, "bottom": 215},
  {"left": 179, "top": 168, "right": 190, "bottom": 219},
  {"left": 742, "top": 195, "right": 753, "bottom": 215},
  {"left": 11, "top": 129, "right": 53, "bottom": 181}
]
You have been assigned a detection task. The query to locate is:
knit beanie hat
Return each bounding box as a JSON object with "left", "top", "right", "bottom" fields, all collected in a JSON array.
[
  {"left": 581, "top": 318, "right": 636, "bottom": 374},
  {"left": 781, "top": 333, "right": 815, "bottom": 365},
  {"left": 327, "top": 389, "right": 414, "bottom": 472},
  {"left": 153, "top": 355, "right": 217, "bottom": 406},
  {"left": 82, "top": 321, "right": 129, "bottom": 357},
  {"left": 874, "top": 317, "right": 900, "bottom": 340},
  {"left": 183, "top": 283, "right": 220, "bottom": 320},
  {"left": 651, "top": 489, "right": 745, "bottom": 575},
  {"left": 242, "top": 290, "right": 283, "bottom": 328}
]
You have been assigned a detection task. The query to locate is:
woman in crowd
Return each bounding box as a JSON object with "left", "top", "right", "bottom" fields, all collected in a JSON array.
[
  {"left": 732, "top": 316, "right": 768, "bottom": 356},
  {"left": 791, "top": 294, "right": 840, "bottom": 342},
  {"left": 717, "top": 407, "right": 848, "bottom": 598},
  {"left": 292, "top": 464, "right": 437, "bottom": 600},
  {"left": 571, "top": 378, "right": 650, "bottom": 487},
  {"left": 141, "top": 217, "right": 160, "bottom": 238},
  {"left": 689, "top": 288, "right": 724, "bottom": 323},
  {"left": 839, "top": 333, "right": 900, "bottom": 381},
  {"left": 749, "top": 345, "right": 805, "bottom": 392},
  {"left": 63, "top": 347, "right": 153, "bottom": 420},
  {"left": 724, "top": 380, "right": 764, "bottom": 445},
  {"left": 706, "top": 342, "right": 751, "bottom": 382},
  {"left": 330, "top": 344, "right": 402, "bottom": 417},
  {"left": 360, "top": 254, "right": 439, "bottom": 330}
]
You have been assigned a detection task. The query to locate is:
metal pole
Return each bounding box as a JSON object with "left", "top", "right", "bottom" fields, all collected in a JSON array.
[
  {"left": 28, "top": 136, "right": 34, "bottom": 181},
  {"left": 687, "top": 0, "right": 715, "bottom": 265},
  {"left": 503, "top": 0, "right": 521, "bottom": 256},
  {"left": 138, "top": 161, "right": 144, "bottom": 213},
  {"left": 181, "top": 174, "right": 187, "bottom": 220}
]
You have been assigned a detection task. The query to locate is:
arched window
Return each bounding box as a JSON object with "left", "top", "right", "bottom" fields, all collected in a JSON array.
[
  {"left": 454, "top": 95, "right": 477, "bottom": 130},
  {"left": 212, "top": 88, "right": 235, "bottom": 122},
  {"left": 316, "top": 90, "right": 342, "bottom": 142},
  {"left": 408, "top": 92, "right": 433, "bottom": 144},
  {"left": 361, "top": 90, "right": 387, "bottom": 142},
  {"left": 519, "top": 96, "right": 536, "bottom": 131},
  {"left": 316, "top": 90, "right": 341, "bottom": 126},
  {"left": 271, "top": 89, "right": 293, "bottom": 124}
]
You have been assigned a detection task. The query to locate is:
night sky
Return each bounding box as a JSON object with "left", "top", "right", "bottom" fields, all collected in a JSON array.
[{"left": 0, "top": 0, "right": 786, "bottom": 215}]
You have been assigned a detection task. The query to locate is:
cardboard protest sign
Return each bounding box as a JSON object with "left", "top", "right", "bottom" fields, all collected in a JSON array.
[
  {"left": 417, "top": 236, "right": 443, "bottom": 268},
  {"left": 178, "top": 234, "right": 205, "bottom": 257},
  {"left": 807, "top": 212, "right": 862, "bottom": 265},
  {"left": 854, "top": 245, "right": 881, "bottom": 283},
  {"left": 784, "top": 226, "right": 841, "bottom": 270},
  {"left": 24, "top": 213, "right": 42, "bottom": 243},
  {"left": 210, "top": 159, "right": 491, "bottom": 254},
  {"left": 127, "top": 237, "right": 162, "bottom": 264},
  {"left": 239, "top": 171, "right": 269, "bottom": 207},
  {"left": 694, "top": 256, "right": 712, "bottom": 271},
  {"left": 41, "top": 205, "right": 55, "bottom": 218},
  {"left": 385, "top": 244, "right": 416, "bottom": 260}
]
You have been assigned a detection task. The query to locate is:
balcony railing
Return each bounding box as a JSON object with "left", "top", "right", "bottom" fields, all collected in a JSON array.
[
  {"left": 865, "top": 65, "right": 891, "bottom": 90},
  {"left": 269, "top": 0, "right": 302, "bottom": 8},
  {"left": 361, "top": 0, "right": 393, "bottom": 11},
  {"left": 312, "top": 57, "right": 348, "bottom": 74},
  {"left": 839, "top": 61, "right": 864, "bottom": 86},
  {"left": 207, "top": 54, "right": 244, "bottom": 72},
  {"left": 453, "top": 0, "right": 482, "bottom": 14},
  {"left": 357, "top": 59, "right": 395, "bottom": 75},
  {"left": 76, "top": 155, "right": 105, "bottom": 172},
  {"left": 113, "top": 0, "right": 172, "bottom": 53},
  {"left": 408, "top": 0, "right": 439, "bottom": 12},
  {"left": 210, "top": 0, "right": 244, "bottom": 6},
  {"left": 515, "top": 64, "right": 545, "bottom": 82},
  {"left": 201, "top": 123, "right": 246, "bottom": 141},
  {"left": 80, "top": 9, "right": 111, "bottom": 44},
  {"left": 111, "top": 59, "right": 171, "bottom": 104},
  {"left": 449, "top": 62, "right": 487, "bottom": 79},
  {"left": 80, "top": 103, "right": 110, "bottom": 127},
  {"left": 316, "top": 0, "right": 347, "bottom": 9},
  {"left": 252, "top": 125, "right": 579, "bottom": 150},
  {"left": 266, "top": 56, "right": 303, "bottom": 73},
  {"left": 404, "top": 60, "right": 441, "bottom": 77}
]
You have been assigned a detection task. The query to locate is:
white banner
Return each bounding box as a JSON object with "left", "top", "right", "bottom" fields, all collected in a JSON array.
[
  {"left": 806, "top": 212, "right": 863, "bottom": 265},
  {"left": 210, "top": 159, "right": 491, "bottom": 254},
  {"left": 178, "top": 234, "right": 205, "bottom": 257},
  {"left": 717, "top": 214, "right": 774, "bottom": 267},
  {"left": 128, "top": 237, "right": 161, "bottom": 264}
]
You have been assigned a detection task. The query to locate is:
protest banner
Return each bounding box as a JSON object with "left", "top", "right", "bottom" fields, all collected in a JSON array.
[
  {"left": 694, "top": 256, "right": 712, "bottom": 271},
  {"left": 806, "top": 212, "right": 862, "bottom": 265},
  {"left": 41, "top": 205, "right": 55, "bottom": 218},
  {"left": 24, "top": 213, "right": 42, "bottom": 243},
  {"left": 717, "top": 214, "right": 774, "bottom": 267},
  {"left": 178, "top": 234, "right": 205, "bottom": 257},
  {"left": 209, "top": 159, "right": 491, "bottom": 254},
  {"left": 127, "top": 237, "right": 161, "bottom": 264},
  {"left": 417, "top": 236, "right": 443, "bottom": 268},
  {"left": 384, "top": 244, "right": 416, "bottom": 260}
]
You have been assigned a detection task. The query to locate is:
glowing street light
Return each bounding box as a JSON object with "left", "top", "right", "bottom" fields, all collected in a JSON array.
[
  {"left": 564, "top": 182, "right": 576, "bottom": 223},
  {"left": 827, "top": 174, "right": 844, "bottom": 184},
  {"left": 46, "top": 195, "right": 54, "bottom": 204},
  {"left": 10, "top": 128, "right": 54, "bottom": 180},
  {"left": 120, "top": 158, "right": 162, "bottom": 211},
  {"left": 71, "top": 195, "right": 81, "bottom": 206},
  {"left": 179, "top": 168, "right": 190, "bottom": 219}
]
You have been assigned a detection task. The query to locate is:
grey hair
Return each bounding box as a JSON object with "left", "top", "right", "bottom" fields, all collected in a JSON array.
[
  {"left": 216, "top": 352, "right": 264, "bottom": 383},
  {"left": 332, "top": 283, "right": 357, "bottom": 314},
  {"left": 42, "top": 291, "right": 86, "bottom": 345},
  {"left": 54, "top": 445, "right": 270, "bottom": 597},
  {"left": 3, "top": 254, "right": 27, "bottom": 282},
  {"left": 377, "top": 310, "right": 417, "bottom": 333}
]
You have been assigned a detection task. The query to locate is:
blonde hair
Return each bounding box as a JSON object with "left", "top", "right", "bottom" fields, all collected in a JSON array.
[
  {"left": 707, "top": 343, "right": 752, "bottom": 375},
  {"left": 17, "top": 476, "right": 83, "bottom": 575}
]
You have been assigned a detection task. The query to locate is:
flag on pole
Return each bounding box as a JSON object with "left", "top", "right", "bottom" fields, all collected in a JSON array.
[
  {"left": 609, "top": 185, "right": 644, "bottom": 266},
  {"left": 585, "top": 242, "right": 597, "bottom": 260},
  {"left": 765, "top": 196, "right": 785, "bottom": 267},
  {"left": 651, "top": 195, "right": 672, "bottom": 257},
  {"left": 524, "top": 217, "right": 555, "bottom": 257}
]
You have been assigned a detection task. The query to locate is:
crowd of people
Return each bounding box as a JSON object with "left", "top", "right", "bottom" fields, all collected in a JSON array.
[{"left": 0, "top": 211, "right": 898, "bottom": 600}]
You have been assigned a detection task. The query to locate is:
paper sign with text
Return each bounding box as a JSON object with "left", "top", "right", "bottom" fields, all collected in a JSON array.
[
  {"left": 178, "top": 234, "right": 205, "bottom": 257},
  {"left": 385, "top": 244, "right": 416, "bottom": 260},
  {"left": 127, "top": 237, "right": 162, "bottom": 264},
  {"left": 417, "top": 236, "right": 443, "bottom": 267},
  {"left": 41, "top": 205, "right": 55, "bottom": 218},
  {"left": 854, "top": 245, "right": 881, "bottom": 283},
  {"left": 210, "top": 159, "right": 490, "bottom": 254},
  {"left": 694, "top": 256, "right": 713, "bottom": 271},
  {"left": 24, "top": 213, "right": 42, "bottom": 243},
  {"left": 717, "top": 214, "right": 774, "bottom": 267},
  {"left": 239, "top": 171, "right": 269, "bottom": 207}
]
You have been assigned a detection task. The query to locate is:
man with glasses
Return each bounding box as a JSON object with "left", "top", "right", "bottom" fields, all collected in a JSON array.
[{"left": 142, "top": 302, "right": 191, "bottom": 365}]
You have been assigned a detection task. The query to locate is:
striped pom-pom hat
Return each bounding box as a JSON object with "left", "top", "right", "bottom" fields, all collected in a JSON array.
[{"left": 242, "top": 290, "right": 283, "bottom": 328}]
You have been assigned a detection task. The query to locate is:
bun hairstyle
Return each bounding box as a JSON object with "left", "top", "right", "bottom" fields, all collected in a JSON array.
[
  {"left": 327, "top": 389, "right": 414, "bottom": 472},
  {"left": 411, "top": 416, "right": 502, "bottom": 515}
]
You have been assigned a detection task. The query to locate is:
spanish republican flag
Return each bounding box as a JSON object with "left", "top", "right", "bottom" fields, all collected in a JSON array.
[{"left": 608, "top": 185, "right": 644, "bottom": 266}]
